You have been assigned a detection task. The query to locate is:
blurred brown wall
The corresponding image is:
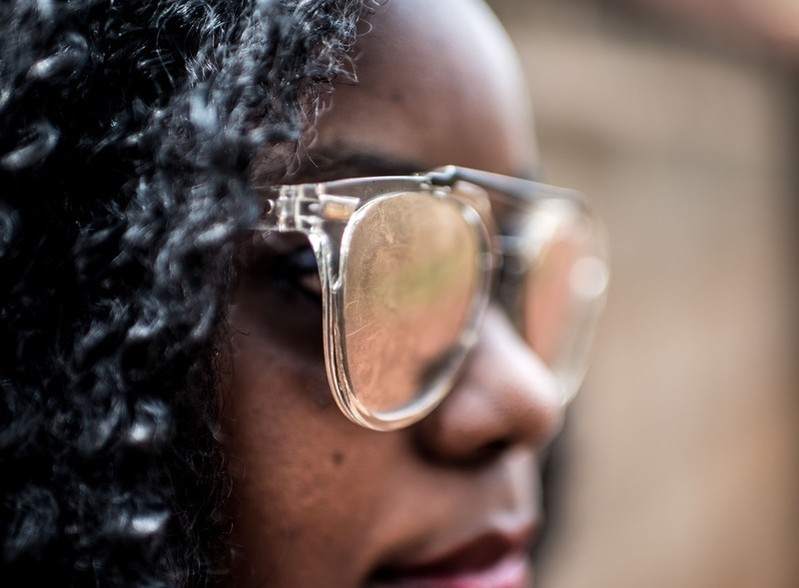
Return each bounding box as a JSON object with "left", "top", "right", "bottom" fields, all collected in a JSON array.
[{"left": 487, "top": 1, "right": 799, "bottom": 587}]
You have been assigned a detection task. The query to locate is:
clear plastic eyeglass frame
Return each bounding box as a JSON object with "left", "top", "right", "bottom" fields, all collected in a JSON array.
[{"left": 253, "top": 165, "right": 608, "bottom": 431}]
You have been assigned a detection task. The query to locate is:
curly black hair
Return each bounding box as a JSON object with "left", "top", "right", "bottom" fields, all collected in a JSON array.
[{"left": 0, "top": 1, "right": 366, "bottom": 586}]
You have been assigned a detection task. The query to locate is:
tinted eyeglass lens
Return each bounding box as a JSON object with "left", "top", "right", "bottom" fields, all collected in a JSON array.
[
  {"left": 520, "top": 202, "right": 608, "bottom": 401},
  {"left": 341, "top": 192, "right": 481, "bottom": 415}
]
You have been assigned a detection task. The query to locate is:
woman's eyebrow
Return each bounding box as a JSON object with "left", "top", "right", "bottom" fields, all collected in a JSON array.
[{"left": 293, "top": 148, "right": 427, "bottom": 182}]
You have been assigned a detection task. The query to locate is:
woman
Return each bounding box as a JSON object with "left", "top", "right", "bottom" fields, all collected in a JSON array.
[{"left": 1, "top": 1, "right": 606, "bottom": 587}]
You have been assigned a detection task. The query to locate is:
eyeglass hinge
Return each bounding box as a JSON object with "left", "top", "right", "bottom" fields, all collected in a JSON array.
[
  {"left": 264, "top": 186, "right": 361, "bottom": 231},
  {"left": 318, "top": 194, "right": 360, "bottom": 221}
]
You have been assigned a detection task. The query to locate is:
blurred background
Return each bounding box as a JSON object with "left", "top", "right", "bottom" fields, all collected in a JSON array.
[{"left": 486, "top": 1, "right": 799, "bottom": 587}]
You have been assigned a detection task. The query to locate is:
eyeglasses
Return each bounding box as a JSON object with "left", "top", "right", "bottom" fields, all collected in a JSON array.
[{"left": 253, "top": 165, "right": 609, "bottom": 431}]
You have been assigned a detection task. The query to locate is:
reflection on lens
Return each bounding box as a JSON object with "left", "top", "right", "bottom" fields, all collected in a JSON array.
[
  {"left": 521, "top": 202, "right": 608, "bottom": 402},
  {"left": 571, "top": 256, "right": 610, "bottom": 301},
  {"left": 526, "top": 237, "right": 577, "bottom": 366},
  {"left": 341, "top": 192, "right": 479, "bottom": 415}
]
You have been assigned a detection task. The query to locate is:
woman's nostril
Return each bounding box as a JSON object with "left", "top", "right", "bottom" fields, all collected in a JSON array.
[
  {"left": 458, "top": 439, "right": 513, "bottom": 469},
  {"left": 415, "top": 434, "right": 512, "bottom": 469},
  {"left": 479, "top": 439, "right": 512, "bottom": 462}
]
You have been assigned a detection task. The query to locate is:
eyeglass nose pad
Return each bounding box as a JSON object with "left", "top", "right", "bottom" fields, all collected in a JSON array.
[
  {"left": 449, "top": 180, "right": 505, "bottom": 273},
  {"left": 449, "top": 180, "right": 495, "bottom": 227}
]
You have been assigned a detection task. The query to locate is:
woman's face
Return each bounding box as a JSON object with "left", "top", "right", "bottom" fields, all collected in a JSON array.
[{"left": 222, "top": 1, "right": 563, "bottom": 587}]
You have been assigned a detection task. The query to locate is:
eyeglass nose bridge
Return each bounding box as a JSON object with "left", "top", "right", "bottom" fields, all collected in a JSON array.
[{"left": 429, "top": 165, "right": 587, "bottom": 214}]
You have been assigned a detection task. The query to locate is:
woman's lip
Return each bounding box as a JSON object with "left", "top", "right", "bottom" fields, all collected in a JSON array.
[
  {"left": 369, "top": 526, "right": 536, "bottom": 588},
  {"left": 370, "top": 551, "right": 531, "bottom": 588}
]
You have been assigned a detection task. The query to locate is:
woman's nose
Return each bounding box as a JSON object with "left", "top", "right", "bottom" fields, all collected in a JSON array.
[{"left": 414, "top": 306, "right": 564, "bottom": 465}]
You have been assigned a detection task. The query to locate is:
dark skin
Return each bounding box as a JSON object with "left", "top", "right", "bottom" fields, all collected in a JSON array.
[{"left": 222, "top": 1, "right": 562, "bottom": 586}]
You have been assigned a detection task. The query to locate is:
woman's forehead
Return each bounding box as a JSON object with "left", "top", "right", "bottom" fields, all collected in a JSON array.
[{"left": 306, "top": 0, "right": 538, "bottom": 180}]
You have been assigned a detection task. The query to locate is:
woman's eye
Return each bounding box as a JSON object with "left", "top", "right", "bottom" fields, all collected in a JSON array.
[
  {"left": 274, "top": 246, "right": 322, "bottom": 298},
  {"left": 233, "top": 238, "right": 324, "bottom": 357}
]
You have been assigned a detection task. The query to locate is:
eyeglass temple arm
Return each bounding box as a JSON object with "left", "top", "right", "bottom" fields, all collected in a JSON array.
[{"left": 427, "top": 165, "right": 585, "bottom": 208}]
